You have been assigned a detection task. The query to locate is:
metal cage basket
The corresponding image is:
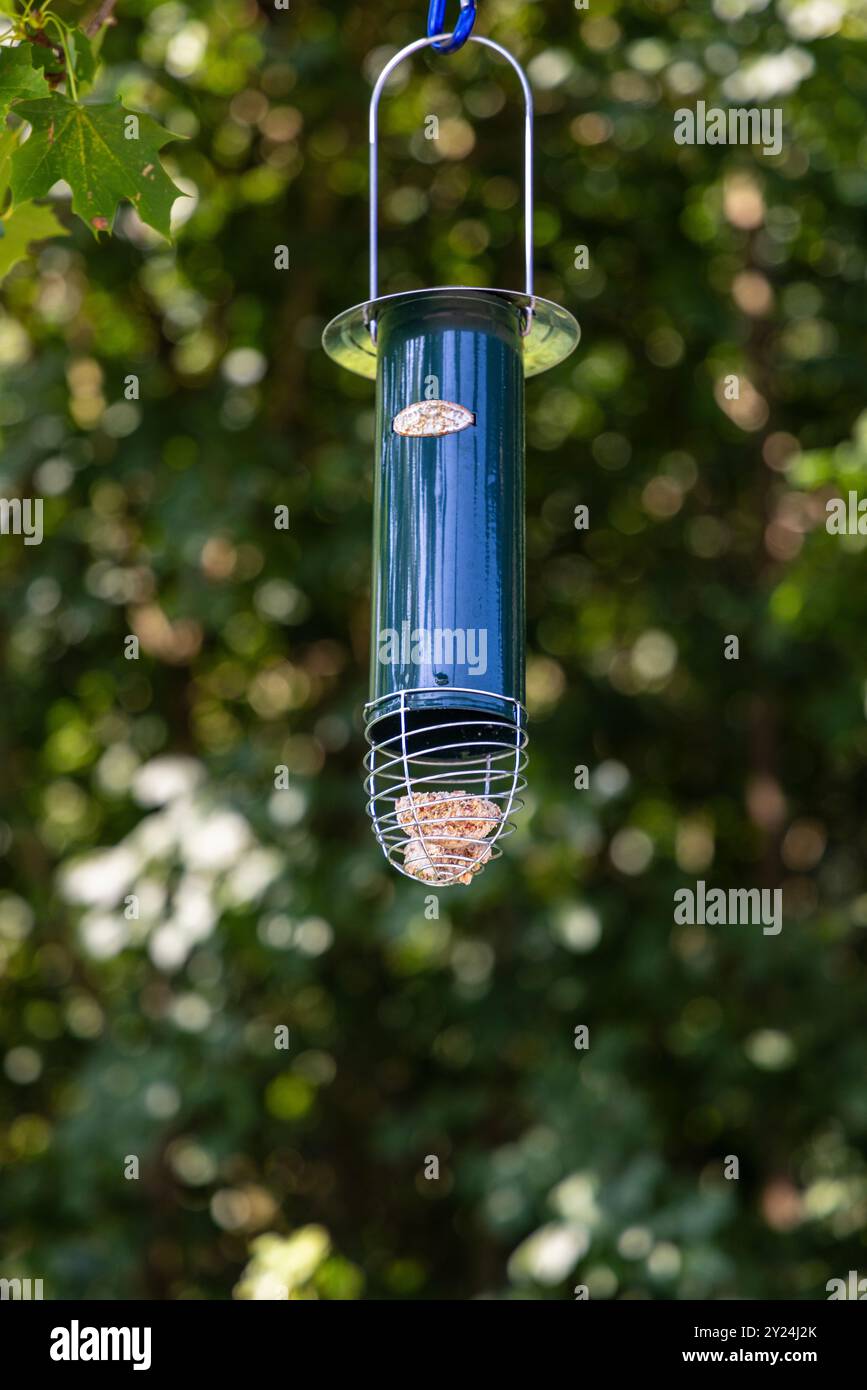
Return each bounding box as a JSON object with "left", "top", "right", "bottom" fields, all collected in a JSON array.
[{"left": 364, "top": 687, "right": 528, "bottom": 886}]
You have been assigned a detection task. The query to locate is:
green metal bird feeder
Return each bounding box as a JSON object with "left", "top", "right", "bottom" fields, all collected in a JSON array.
[{"left": 323, "top": 18, "right": 580, "bottom": 887}]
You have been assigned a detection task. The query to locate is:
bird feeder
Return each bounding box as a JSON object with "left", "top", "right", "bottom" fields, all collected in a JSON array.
[{"left": 323, "top": 30, "right": 579, "bottom": 887}]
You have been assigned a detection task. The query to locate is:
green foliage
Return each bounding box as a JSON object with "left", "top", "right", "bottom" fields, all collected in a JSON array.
[
  {"left": 1, "top": 0, "right": 867, "bottom": 1303},
  {"left": 234, "top": 1227, "right": 364, "bottom": 1300},
  {"left": 0, "top": 196, "right": 63, "bottom": 273},
  {"left": 0, "top": 44, "right": 52, "bottom": 107},
  {"left": 11, "top": 96, "right": 182, "bottom": 238},
  {"left": 0, "top": 6, "right": 183, "bottom": 272}
]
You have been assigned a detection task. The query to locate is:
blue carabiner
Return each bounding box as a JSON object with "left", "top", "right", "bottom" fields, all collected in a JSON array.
[{"left": 427, "top": 0, "right": 476, "bottom": 54}]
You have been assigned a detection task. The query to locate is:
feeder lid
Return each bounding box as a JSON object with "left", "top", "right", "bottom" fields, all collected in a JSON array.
[{"left": 322, "top": 286, "right": 580, "bottom": 381}]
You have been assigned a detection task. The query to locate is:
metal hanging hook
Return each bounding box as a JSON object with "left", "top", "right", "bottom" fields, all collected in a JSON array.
[
  {"left": 368, "top": 33, "right": 534, "bottom": 335},
  {"left": 427, "top": 0, "right": 476, "bottom": 54}
]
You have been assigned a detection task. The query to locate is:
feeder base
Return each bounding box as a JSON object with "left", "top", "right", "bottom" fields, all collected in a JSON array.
[{"left": 364, "top": 686, "right": 528, "bottom": 886}]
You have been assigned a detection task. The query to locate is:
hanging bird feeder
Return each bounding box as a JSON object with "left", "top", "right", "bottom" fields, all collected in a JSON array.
[{"left": 323, "top": 4, "right": 580, "bottom": 887}]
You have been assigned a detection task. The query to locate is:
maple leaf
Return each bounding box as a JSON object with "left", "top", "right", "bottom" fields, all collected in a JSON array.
[
  {"left": 10, "top": 95, "right": 184, "bottom": 239},
  {"left": 0, "top": 43, "right": 51, "bottom": 117},
  {"left": 0, "top": 200, "right": 66, "bottom": 279}
]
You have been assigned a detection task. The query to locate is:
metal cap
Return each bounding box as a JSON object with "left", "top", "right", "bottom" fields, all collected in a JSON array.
[{"left": 323, "top": 285, "right": 580, "bottom": 381}]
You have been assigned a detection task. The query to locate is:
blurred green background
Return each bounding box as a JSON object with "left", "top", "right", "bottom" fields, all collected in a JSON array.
[{"left": 2, "top": 0, "right": 867, "bottom": 1300}]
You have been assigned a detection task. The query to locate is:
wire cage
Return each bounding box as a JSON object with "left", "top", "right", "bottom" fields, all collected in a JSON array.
[{"left": 364, "top": 687, "right": 528, "bottom": 886}]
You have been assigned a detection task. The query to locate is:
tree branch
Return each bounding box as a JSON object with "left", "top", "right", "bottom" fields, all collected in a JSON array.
[{"left": 84, "top": 0, "right": 119, "bottom": 38}]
